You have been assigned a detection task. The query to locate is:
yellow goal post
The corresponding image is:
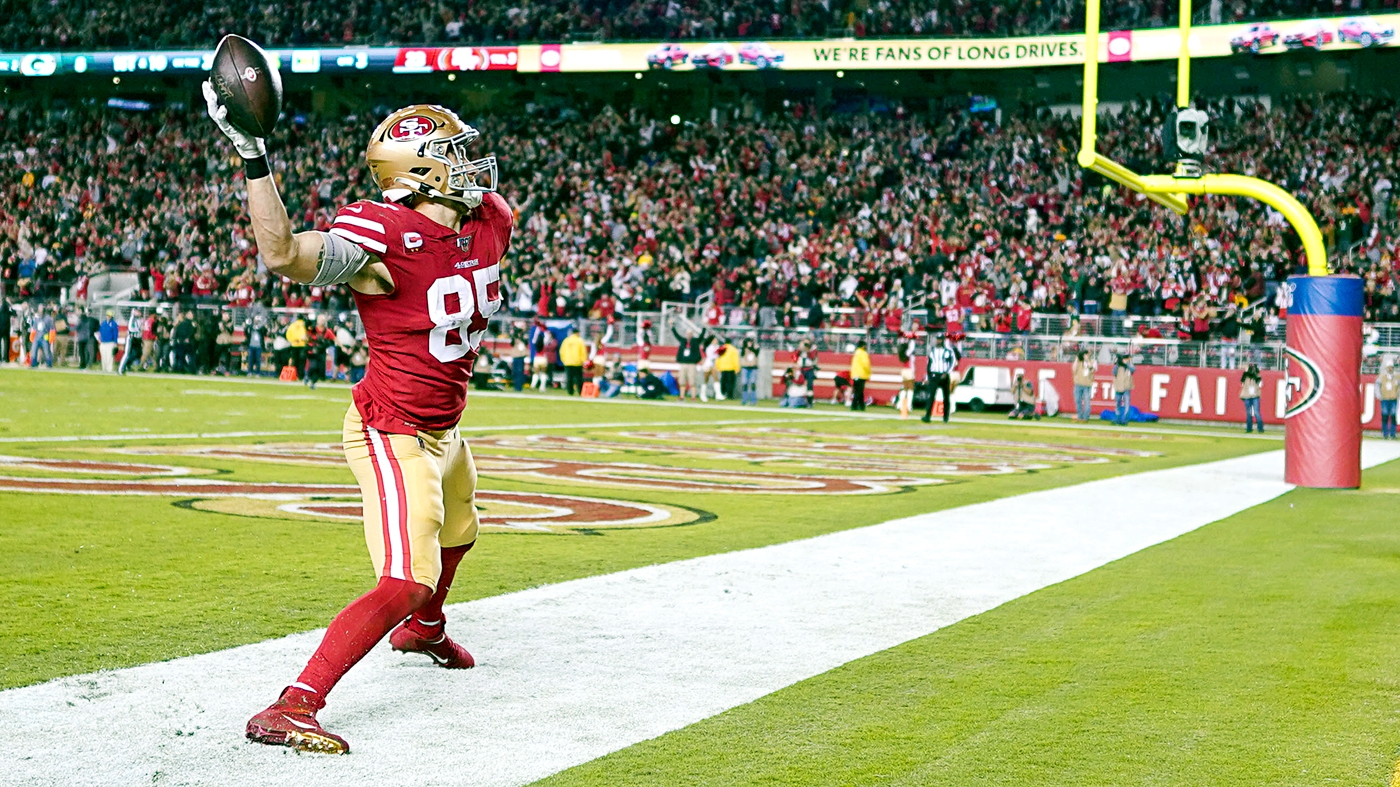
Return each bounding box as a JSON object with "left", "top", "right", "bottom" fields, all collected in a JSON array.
[{"left": 1077, "top": 0, "right": 1329, "bottom": 276}]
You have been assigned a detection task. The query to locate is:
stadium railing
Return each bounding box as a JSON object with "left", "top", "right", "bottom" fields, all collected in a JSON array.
[
  {"left": 658, "top": 301, "right": 1400, "bottom": 345},
  {"left": 55, "top": 299, "right": 1400, "bottom": 376}
]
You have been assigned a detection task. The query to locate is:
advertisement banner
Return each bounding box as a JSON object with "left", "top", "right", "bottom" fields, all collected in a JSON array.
[
  {"left": 773, "top": 352, "right": 1387, "bottom": 430},
  {"left": 2, "top": 12, "right": 1397, "bottom": 78}
]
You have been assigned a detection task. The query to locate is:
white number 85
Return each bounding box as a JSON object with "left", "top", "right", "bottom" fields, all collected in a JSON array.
[{"left": 426, "top": 268, "right": 500, "bottom": 363}]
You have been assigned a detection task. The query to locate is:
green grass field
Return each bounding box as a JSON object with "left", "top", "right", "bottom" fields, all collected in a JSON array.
[{"left": 4, "top": 367, "right": 1397, "bottom": 785}]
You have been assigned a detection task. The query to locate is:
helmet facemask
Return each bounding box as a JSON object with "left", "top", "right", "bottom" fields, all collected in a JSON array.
[{"left": 423, "top": 130, "right": 497, "bottom": 209}]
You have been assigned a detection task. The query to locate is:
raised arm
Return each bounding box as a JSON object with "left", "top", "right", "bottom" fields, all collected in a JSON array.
[
  {"left": 243, "top": 174, "right": 325, "bottom": 283},
  {"left": 202, "top": 82, "right": 371, "bottom": 288}
]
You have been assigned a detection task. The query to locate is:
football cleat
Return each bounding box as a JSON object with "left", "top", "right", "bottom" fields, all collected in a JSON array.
[
  {"left": 246, "top": 691, "right": 349, "bottom": 754},
  {"left": 389, "top": 620, "right": 476, "bottom": 669}
]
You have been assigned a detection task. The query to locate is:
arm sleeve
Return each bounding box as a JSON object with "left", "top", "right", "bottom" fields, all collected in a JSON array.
[{"left": 309, "top": 231, "right": 374, "bottom": 287}]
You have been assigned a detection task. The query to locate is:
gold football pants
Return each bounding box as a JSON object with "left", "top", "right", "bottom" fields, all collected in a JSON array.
[{"left": 342, "top": 405, "right": 479, "bottom": 592}]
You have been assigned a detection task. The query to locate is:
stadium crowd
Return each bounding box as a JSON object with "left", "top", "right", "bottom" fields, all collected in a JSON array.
[
  {"left": 4, "top": 88, "right": 1400, "bottom": 356},
  {"left": 1, "top": 0, "right": 1394, "bottom": 50}
]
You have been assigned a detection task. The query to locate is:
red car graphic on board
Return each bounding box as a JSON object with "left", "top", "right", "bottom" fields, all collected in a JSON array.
[
  {"left": 1283, "top": 20, "right": 1335, "bottom": 50},
  {"left": 646, "top": 44, "right": 688, "bottom": 69},
  {"left": 737, "top": 42, "right": 785, "bottom": 69},
  {"left": 1230, "top": 23, "right": 1279, "bottom": 54},
  {"left": 1339, "top": 17, "right": 1394, "bottom": 47},
  {"left": 690, "top": 43, "right": 737, "bottom": 69}
]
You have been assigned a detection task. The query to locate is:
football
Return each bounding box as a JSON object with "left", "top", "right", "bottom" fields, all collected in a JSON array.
[{"left": 208, "top": 34, "right": 282, "bottom": 138}]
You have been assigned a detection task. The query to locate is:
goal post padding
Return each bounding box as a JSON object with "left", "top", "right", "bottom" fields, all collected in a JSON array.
[{"left": 1284, "top": 275, "right": 1364, "bottom": 489}]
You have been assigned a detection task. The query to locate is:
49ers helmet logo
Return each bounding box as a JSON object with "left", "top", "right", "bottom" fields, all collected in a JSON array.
[{"left": 388, "top": 115, "right": 436, "bottom": 140}]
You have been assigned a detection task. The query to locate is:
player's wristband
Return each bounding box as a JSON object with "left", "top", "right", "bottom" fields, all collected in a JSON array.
[{"left": 243, "top": 155, "right": 271, "bottom": 180}]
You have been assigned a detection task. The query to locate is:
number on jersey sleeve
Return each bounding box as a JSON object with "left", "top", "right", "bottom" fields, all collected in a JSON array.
[{"left": 425, "top": 267, "right": 502, "bottom": 363}]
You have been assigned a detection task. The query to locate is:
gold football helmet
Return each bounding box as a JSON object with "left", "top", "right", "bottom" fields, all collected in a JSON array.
[{"left": 365, "top": 105, "right": 497, "bottom": 209}]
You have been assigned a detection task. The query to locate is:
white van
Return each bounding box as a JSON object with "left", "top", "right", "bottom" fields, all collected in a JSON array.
[{"left": 951, "top": 366, "right": 1017, "bottom": 412}]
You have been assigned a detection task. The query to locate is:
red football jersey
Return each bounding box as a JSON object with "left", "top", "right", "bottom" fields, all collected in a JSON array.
[{"left": 330, "top": 193, "right": 512, "bottom": 434}]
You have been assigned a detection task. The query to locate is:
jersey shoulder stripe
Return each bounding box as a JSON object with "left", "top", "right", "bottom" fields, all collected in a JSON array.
[
  {"left": 334, "top": 214, "right": 387, "bottom": 235},
  {"left": 329, "top": 226, "right": 388, "bottom": 254}
]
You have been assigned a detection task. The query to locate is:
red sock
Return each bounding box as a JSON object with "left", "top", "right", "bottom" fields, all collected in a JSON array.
[
  {"left": 409, "top": 543, "right": 473, "bottom": 632},
  {"left": 284, "top": 577, "right": 430, "bottom": 708}
]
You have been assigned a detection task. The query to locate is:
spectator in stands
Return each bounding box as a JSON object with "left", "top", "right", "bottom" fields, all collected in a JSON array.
[
  {"left": 1112, "top": 355, "right": 1136, "bottom": 425},
  {"left": 1378, "top": 358, "right": 1398, "bottom": 440},
  {"left": 1072, "top": 350, "right": 1096, "bottom": 422},
  {"left": 98, "top": 310, "right": 119, "bottom": 373},
  {"left": 850, "top": 340, "right": 871, "bottom": 412},
  {"left": 559, "top": 328, "right": 588, "bottom": 395},
  {"left": 1240, "top": 363, "right": 1264, "bottom": 433}
]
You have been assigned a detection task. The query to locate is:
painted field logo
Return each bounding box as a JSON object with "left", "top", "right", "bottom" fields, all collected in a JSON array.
[
  {"left": 0, "top": 456, "right": 704, "bottom": 534},
  {"left": 115, "top": 443, "right": 940, "bottom": 493}
]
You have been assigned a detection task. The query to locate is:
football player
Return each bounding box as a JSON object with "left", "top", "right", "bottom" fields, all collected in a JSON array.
[{"left": 202, "top": 83, "right": 511, "bottom": 754}]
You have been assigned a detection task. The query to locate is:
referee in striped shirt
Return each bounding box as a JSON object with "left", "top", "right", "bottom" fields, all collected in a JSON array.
[{"left": 922, "top": 330, "right": 960, "bottom": 423}]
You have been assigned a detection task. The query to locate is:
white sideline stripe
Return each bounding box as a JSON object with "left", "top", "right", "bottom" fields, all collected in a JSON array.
[
  {"left": 332, "top": 215, "right": 387, "bottom": 234},
  {"left": 4, "top": 444, "right": 1398, "bottom": 787},
  {"left": 327, "top": 227, "right": 388, "bottom": 254}
]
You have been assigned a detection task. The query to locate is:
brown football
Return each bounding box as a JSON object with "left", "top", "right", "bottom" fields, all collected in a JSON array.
[{"left": 209, "top": 34, "right": 282, "bottom": 138}]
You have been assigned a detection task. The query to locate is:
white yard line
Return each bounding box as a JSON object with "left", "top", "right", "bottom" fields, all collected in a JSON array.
[
  {"left": 0, "top": 430, "right": 340, "bottom": 444},
  {"left": 0, "top": 418, "right": 846, "bottom": 445},
  {"left": 4, "top": 444, "right": 1398, "bottom": 787}
]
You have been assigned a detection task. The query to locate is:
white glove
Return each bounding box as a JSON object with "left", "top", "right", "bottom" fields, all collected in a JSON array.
[{"left": 202, "top": 81, "right": 266, "bottom": 159}]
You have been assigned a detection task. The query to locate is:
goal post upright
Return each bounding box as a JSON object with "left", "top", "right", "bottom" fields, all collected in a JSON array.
[
  {"left": 1077, "top": 0, "right": 1362, "bottom": 488},
  {"left": 1077, "top": 0, "right": 1327, "bottom": 275}
]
